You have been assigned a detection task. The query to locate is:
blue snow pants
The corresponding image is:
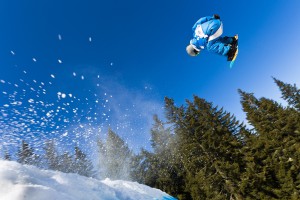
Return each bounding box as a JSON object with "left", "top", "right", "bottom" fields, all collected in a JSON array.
[{"left": 206, "top": 36, "right": 234, "bottom": 56}]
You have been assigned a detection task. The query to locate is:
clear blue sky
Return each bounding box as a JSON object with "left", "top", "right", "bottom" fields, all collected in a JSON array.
[{"left": 1, "top": 0, "right": 300, "bottom": 152}]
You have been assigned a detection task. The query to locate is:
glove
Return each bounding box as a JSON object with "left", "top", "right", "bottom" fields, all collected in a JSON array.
[
  {"left": 213, "top": 14, "right": 220, "bottom": 19},
  {"left": 190, "top": 37, "right": 206, "bottom": 50}
]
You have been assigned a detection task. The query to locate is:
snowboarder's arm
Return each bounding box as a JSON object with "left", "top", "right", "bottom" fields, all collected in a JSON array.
[
  {"left": 192, "top": 16, "right": 213, "bottom": 31},
  {"left": 190, "top": 37, "right": 206, "bottom": 50},
  {"left": 197, "top": 16, "right": 213, "bottom": 24}
]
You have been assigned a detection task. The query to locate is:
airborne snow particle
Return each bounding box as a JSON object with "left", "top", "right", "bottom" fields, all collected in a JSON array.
[
  {"left": 46, "top": 112, "right": 52, "bottom": 117},
  {"left": 73, "top": 72, "right": 76, "bottom": 77},
  {"left": 10, "top": 51, "right": 15, "bottom": 55},
  {"left": 81, "top": 76, "right": 84, "bottom": 80},
  {"left": 33, "top": 58, "right": 37, "bottom": 62},
  {"left": 61, "top": 93, "right": 66, "bottom": 98},
  {"left": 89, "top": 37, "right": 92, "bottom": 42},
  {"left": 1, "top": 80, "right": 5, "bottom": 84},
  {"left": 58, "top": 59, "right": 63, "bottom": 64},
  {"left": 28, "top": 99, "right": 34, "bottom": 103},
  {"left": 58, "top": 34, "right": 62, "bottom": 40},
  {"left": 51, "top": 74, "right": 55, "bottom": 78}
]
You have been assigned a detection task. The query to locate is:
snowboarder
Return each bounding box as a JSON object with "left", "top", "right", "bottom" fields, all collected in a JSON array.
[{"left": 186, "top": 14, "right": 238, "bottom": 61}]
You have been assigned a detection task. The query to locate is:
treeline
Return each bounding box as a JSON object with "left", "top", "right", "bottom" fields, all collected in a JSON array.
[
  {"left": 4, "top": 140, "right": 96, "bottom": 177},
  {"left": 2, "top": 129, "right": 133, "bottom": 180},
  {"left": 2, "top": 78, "right": 300, "bottom": 199},
  {"left": 131, "top": 78, "right": 300, "bottom": 200}
]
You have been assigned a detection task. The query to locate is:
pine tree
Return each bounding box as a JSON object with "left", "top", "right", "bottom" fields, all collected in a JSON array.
[
  {"left": 149, "top": 115, "right": 180, "bottom": 192},
  {"left": 4, "top": 151, "right": 11, "bottom": 160},
  {"left": 17, "top": 140, "right": 37, "bottom": 165},
  {"left": 74, "top": 146, "right": 95, "bottom": 177},
  {"left": 98, "top": 129, "right": 133, "bottom": 180},
  {"left": 130, "top": 148, "right": 159, "bottom": 186},
  {"left": 164, "top": 96, "right": 247, "bottom": 200},
  {"left": 97, "top": 139, "right": 106, "bottom": 177},
  {"left": 150, "top": 115, "right": 173, "bottom": 155},
  {"left": 132, "top": 115, "right": 187, "bottom": 198},
  {"left": 239, "top": 85, "right": 300, "bottom": 199},
  {"left": 274, "top": 78, "right": 300, "bottom": 111},
  {"left": 57, "top": 152, "right": 75, "bottom": 173},
  {"left": 44, "top": 140, "right": 59, "bottom": 170}
]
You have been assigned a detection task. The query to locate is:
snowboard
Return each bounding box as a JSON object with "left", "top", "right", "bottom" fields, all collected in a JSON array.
[{"left": 229, "top": 34, "right": 238, "bottom": 68}]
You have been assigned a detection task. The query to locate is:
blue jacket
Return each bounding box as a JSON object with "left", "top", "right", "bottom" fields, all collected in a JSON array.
[{"left": 190, "top": 16, "right": 223, "bottom": 50}]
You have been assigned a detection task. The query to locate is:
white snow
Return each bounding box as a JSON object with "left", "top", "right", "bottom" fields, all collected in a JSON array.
[
  {"left": 28, "top": 99, "right": 35, "bottom": 103},
  {"left": 0, "top": 160, "right": 176, "bottom": 200}
]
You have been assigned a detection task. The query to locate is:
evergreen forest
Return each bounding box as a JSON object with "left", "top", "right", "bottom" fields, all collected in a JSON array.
[{"left": 2, "top": 78, "right": 300, "bottom": 200}]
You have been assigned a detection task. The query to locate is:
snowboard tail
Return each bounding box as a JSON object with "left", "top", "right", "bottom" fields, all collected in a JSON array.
[{"left": 229, "top": 35, "right": 238, "bottom": 68}]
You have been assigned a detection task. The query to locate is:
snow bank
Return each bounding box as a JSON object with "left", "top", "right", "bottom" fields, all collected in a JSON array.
[{"left": 0, "top": 160, "right": 176, "bottom": 200}]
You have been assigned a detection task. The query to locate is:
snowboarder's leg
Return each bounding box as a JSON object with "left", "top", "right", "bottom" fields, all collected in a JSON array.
[
  {"left": 219, "top": 35, "right": 238, "bottom": 45},
  {"left": 219, "top": 36, "right": 234, "bottom": 45},
  {"left": 207, "top": 37, "right": 231, "bottom": 56}
]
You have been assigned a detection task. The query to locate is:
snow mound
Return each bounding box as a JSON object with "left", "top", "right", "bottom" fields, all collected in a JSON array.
[{"left": 0, "top": 160, "right": 176, "bottom": 200}]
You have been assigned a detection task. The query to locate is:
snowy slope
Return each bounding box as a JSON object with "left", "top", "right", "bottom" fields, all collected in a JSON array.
[{"left": 0, "top": 160, "right": 176, "bottom": 200}]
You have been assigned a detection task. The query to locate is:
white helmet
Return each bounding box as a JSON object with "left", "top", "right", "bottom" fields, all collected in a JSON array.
[{"left": 186, "top": 44, "right": 200, "bottom": 56}]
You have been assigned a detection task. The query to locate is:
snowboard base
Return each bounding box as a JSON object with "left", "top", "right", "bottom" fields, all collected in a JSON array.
[{"left": 229, "top": 35, "right": 238, "bottom": 68}]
